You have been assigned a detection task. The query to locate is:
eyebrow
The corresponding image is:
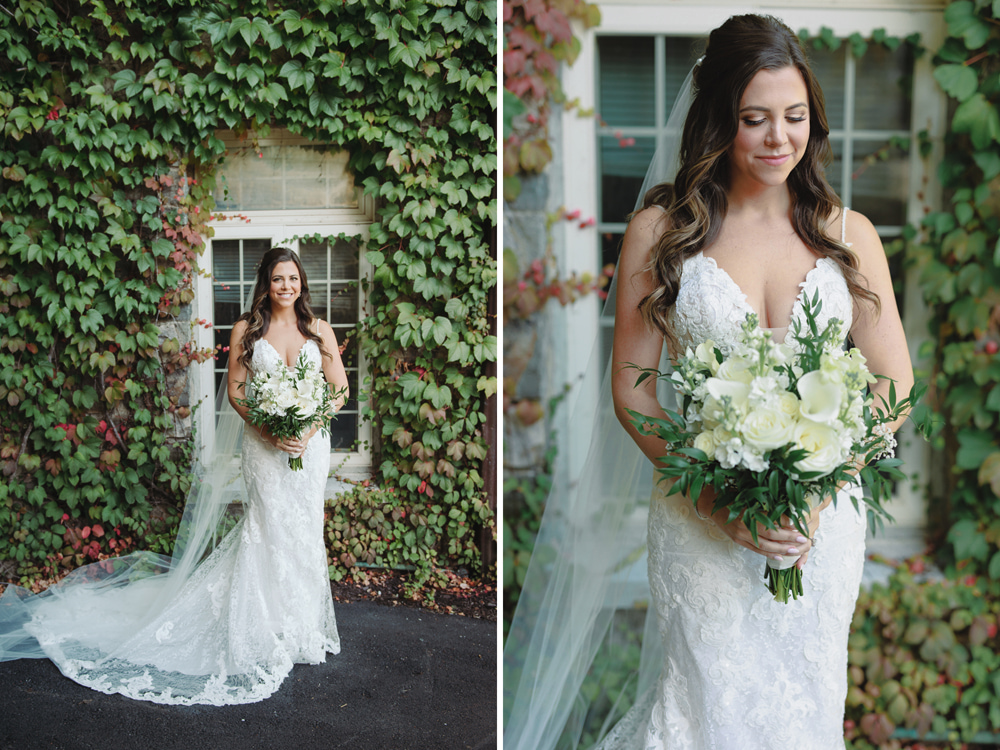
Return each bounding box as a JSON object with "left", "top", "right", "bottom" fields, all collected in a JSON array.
[{"left": 740, "top": 103, "right": 808, "bottom": 113}]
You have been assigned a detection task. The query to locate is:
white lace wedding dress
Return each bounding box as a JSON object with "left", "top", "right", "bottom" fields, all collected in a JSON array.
[
  {"left": 0, "top": 337, "right": 339, "bottom": 705},
  {"left": 597, "top": 247, "right": 867, "bottom": 749}
]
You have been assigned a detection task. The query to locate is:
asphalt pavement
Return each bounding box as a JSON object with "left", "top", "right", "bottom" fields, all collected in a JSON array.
[{"left": 0, "top": 601, "right": 497, "bottom": 750}]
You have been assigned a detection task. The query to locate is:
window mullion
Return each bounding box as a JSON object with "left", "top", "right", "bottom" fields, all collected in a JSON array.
[{"left": 842, "top": 53, "right": 856, "bottom": 208}]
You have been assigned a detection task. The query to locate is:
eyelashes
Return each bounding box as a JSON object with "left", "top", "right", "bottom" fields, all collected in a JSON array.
[{"left": 741, "top": 116, "right": 808, "bottom": 127}]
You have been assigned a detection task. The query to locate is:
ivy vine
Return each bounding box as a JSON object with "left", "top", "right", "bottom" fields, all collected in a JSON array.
[
  {"left": 0, "top": 0, "right": 496, "bottom": 585},
  {"left": 903, "top": 0, "right": 1000, "bottom": 581}
]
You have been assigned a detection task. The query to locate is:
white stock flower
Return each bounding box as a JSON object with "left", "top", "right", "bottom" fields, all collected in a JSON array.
[
  {"left": 748, "top": 374, "right": 781, "bottom": 408},
  {"left": 796, "top": 371, "right": 843, "bottom": 425},
  {"left": 741, "top": 407, "right": 797, "bottom": 451},
  {"left": 792, "top": 421, "right": 844, "bottom": 477},
  {"left": 740, "top": 447, "right": 769, "bottom": 473}
]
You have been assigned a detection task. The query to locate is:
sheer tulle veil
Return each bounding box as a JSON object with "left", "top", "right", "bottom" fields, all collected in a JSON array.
[
  {"left": 502, "top": 64, "right": 699, "bottom": 749},
  {"left": 0, "top": 296, "right": 253, "bottom": 662}
]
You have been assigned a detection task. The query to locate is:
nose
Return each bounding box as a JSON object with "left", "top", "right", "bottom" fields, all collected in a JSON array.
[{"left": 765, "top": 120, "right": 787, "bottom": 147}]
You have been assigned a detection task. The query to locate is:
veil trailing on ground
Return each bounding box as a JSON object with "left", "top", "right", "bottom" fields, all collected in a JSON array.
[
  {"left": 502, "top": 63, "right": 699, "bottom": 749},
  {"left": 0, "top": 325, "right": 249, "bottom": 665}
]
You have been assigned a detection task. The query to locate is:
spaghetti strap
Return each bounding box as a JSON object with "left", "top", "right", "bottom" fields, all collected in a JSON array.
[{"left": 841, "top": 207, "right": 850, "bottom": 245}]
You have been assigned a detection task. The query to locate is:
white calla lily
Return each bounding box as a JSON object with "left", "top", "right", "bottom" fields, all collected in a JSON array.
[{"left": 796, "top": 371, "right": 842, "bottom": 424}]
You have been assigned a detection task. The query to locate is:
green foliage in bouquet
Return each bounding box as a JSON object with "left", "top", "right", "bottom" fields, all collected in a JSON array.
[
  {"left": 234, "top": 350, "right": 346, "bottom": 471},
  {"left": 627, "top": 293, "right": 926, "bottom": 602}
]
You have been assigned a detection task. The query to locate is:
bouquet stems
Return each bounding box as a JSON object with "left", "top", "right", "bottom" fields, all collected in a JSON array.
[
  {"left": 289, "top": 455, "right": 303, "bottom": 471},
  {"left": 764, "top": 560, "right": 803, "bottom": 603}
]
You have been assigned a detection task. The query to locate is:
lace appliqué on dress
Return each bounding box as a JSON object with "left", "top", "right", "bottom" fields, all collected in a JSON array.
[{"left": 598, "top": 253, "right": 866, "bottom": 749}]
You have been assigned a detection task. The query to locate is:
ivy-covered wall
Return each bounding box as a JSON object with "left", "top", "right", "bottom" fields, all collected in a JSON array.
[
  {"left": 0, "top": 0, "right": 497, "bottom": 585},
  {"left": 906, "top": 0, "right": 1000, "bottom": 581}
]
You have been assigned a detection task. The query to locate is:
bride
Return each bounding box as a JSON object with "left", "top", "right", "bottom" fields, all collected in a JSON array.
[
  {"left": 0, "top": 246, "right": 349, "bottom": 705},
  {"left": 504, "top": 14, "right": 913, "bottom": 749}
]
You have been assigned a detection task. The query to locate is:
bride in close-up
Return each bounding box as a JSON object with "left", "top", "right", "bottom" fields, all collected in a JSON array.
[
  {"left": 0, "top": 245, "right": 348, "bottom": 705},
  {"left": 504, "top": 14, "right": 913, "bottom": 750}
]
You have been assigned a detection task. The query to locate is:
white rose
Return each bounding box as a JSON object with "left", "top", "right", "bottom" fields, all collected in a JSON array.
[
  {"left": 274, "top": 385, "right": 298, "bottom": 412},
  {"left": 776, "top": 392, "right": 800, "bottom": 417},
  {"left": 693, "top": 341, "right": 720, "bottom": 374},
  {"left": 295, "top": 393, "right": 319, "bottom": 417},
  {"left": 796, "top": 371, "right": 843, "bottom": 425},
  {"left": 792, "top": 421, "right": 844, "bottom": 477},
  {"left": 716, "top": 356, "right": 753, "bottom": 384},
  {"left": 740, "top": 407, "right": 796, "bottom": 451},
  {"left": 693, "top": 431, "right": 717, "bottom": 456}
]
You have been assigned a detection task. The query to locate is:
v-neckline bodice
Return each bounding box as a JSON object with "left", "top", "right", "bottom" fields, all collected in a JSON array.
[
  {"left": 260, "top": 337, "right": 316, "bottom": 369},
  {"left": 694, "top": 251, "right": 828, "bottom": 330}
]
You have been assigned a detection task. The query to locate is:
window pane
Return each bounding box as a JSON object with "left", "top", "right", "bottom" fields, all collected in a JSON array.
[
  {"left": 598, "top": 36, "right": 656, "bottom": 127},
  {"left": 808, "top": 46, "right": 847, "bottom": 131},
  {"left": 329, "top": 238, "right": 360, "bottom": 279},
  {"left": 329, "top": 412, "right": 357, "bottom": 450},
  {"left": 213, "top": 282, "right": 242, "bottom": 323},
  {"left": 855, "top": 45, "right": 912, "bottom": 131},
  {"left": 852, "top": 139, "right": 909, "bottom": 226},
  {"left": 213, "top": 240, "right": 240, "bottom": 279},
  {"left": 328, "top": 283, "right": 358, "bottom": 326},
  {"left": 600, "top": 136, "right": 656, "bottom": 224},
  {"left": 242, "top": 239, "right": 270, "bottom": 278},
  {"left": 214, "top": 143, "right": 357, "bottom": 211},
  {"left": 297, "top": 241, "right": 327, "bottom": 281}
]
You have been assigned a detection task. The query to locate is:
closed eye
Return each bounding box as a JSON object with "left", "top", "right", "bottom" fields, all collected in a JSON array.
[{"left": 742, "top": 115, "right": 808, "bottom": 127}]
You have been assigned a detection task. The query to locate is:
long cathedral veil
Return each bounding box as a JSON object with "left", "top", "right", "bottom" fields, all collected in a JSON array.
[
  {"left": 502, "top": 64, "right": 699, "bottom": 749},
  {"left": 0, "top": 306, "right": 250, "bottom": 663}
]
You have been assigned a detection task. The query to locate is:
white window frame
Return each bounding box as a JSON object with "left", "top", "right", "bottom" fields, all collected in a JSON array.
[
  {"left": 195, "top": 208, "right": 375, "bottom": 477},
  {"left": 557, "top": 2, "right": 947, "bottom": 527}
]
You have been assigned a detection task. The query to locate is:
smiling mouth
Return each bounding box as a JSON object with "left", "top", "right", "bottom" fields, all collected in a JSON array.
[{"left": 758, "top": 154, "right": 792, "bottom": 164}]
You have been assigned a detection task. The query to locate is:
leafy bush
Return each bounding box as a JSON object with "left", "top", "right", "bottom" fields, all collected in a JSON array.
[
  {"left": 326, "top": 480, "right": 494, "bottom": 587},
  {"left": 846, "top": 560, "right": 1000, "bottom": 749}
]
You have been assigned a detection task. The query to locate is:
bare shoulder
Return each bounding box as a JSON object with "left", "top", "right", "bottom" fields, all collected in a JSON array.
[
  {"left": 621, "top": 205, "right": 669, "bottom": 267},
  {"left": 626, "top": 205, "right": 669, "bottom": 243},
  {"left": 313, "top": 317, "right": 336, "bottom": 339},
  {"left": 230, "top": 319, "right": 248, "bottom": 345},
  {"left": 828, "top": 207, "right": 883, "bottom": 261}
]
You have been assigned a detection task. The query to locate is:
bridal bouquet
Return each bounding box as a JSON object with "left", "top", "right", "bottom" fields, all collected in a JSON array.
[
  {"left": 236, "top": 349, "right": 344, "bottom": 470},
  {"left": 627, "top": 293, "right": 922, "bottom": 602}
]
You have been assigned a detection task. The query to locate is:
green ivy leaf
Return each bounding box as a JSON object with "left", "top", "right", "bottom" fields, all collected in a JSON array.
[
  {"left": 947, "top": 518, "right": 990, "bottom": 562},
  {"left": 944, "top": 1, "right": 991, "bottom": 49},
  {"left": 933, "top": 64, "right": 979, "bottom": 102},
  {"left": 954, "top": 98, "right": 1000, "bottom": 148}
]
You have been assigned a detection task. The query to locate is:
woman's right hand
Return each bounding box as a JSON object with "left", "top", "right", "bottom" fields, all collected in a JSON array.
[{"left": 695, "top": 487, "right": 812, "bottom": 563}]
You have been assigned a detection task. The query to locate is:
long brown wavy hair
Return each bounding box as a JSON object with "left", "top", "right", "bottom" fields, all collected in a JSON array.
[
  {"left": 638, "top": 14, "right": 880, "bottom": 351},
  {"left": 237, "top": 246, "right": 329, "bottom": 371}
]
